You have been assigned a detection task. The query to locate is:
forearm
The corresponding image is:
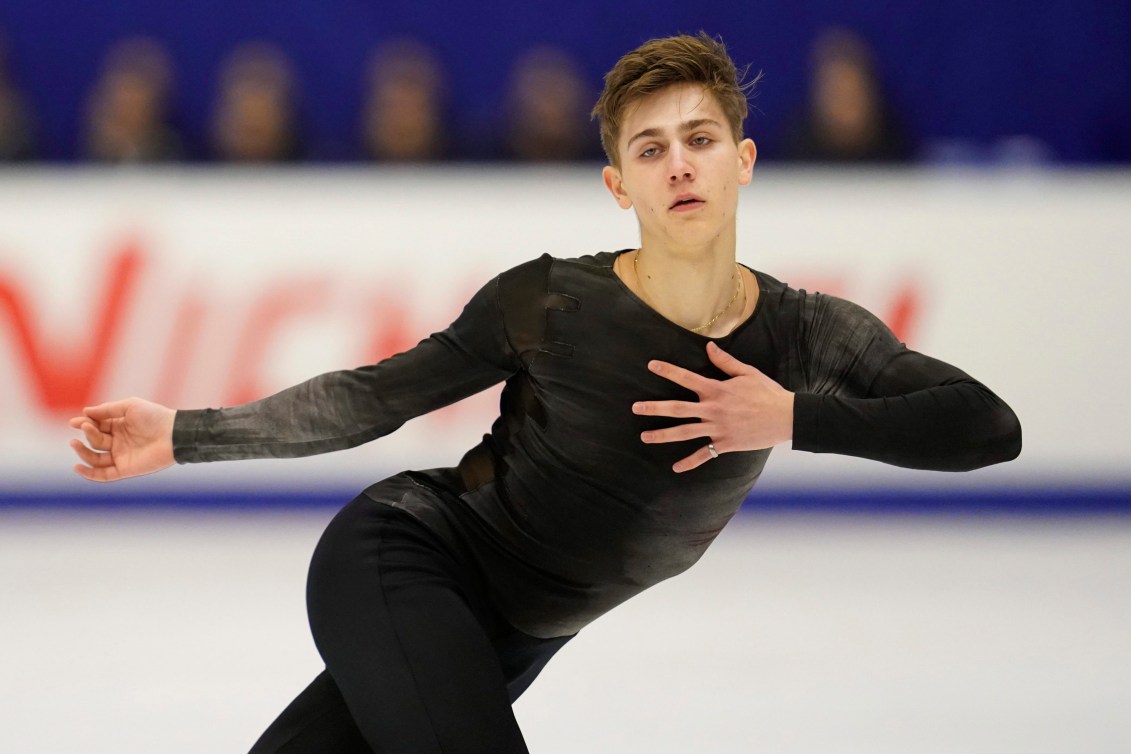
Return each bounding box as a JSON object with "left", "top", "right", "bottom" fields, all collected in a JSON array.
[
  {"left": 792, "top": 379, "right": 1022, "bottom": 471},
  {"left": 173, "top": 369, "right": 405, "bottom": 463}
]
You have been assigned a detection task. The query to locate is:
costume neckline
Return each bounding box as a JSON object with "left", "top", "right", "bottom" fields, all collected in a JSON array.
[{"left": 602, "top": 249, "right": 767, "bottom": 341}]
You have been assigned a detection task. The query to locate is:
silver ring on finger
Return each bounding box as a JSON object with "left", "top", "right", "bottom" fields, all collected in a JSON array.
[{"left": 706, "top": 442, "right": 719, "bottom": 460}]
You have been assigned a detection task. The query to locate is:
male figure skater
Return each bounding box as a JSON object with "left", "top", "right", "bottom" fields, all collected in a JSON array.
[{"left": 70, "top": 33, "right": 1021, "bottom": 753}]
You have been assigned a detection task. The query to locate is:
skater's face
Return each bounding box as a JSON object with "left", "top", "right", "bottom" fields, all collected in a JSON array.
[{"left": 602, "top": 84, "right": 756, "bottom": 247}]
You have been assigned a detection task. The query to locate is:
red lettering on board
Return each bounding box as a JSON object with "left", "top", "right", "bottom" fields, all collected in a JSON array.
[
  {"left": 366, "top": 293, "right": 417, "bottom": 364},
  {"left": 225, "top": 278, "right": 332, "bottom": 405},
  {"left": 154, "top": 292, "right": 206, "bottom": 407},
  {"left": 883, "top": 283, "right": 921, "bottom": 345},
  {"left": 0, "top": 242, "right": 143, "bottom": 413}
]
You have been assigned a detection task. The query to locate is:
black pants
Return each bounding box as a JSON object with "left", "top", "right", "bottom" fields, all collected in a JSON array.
[{"left": 250, "top": 494, "right": 573, "bottom": 753}]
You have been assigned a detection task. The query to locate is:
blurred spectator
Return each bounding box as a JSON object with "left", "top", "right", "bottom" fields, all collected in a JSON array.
[
  {"left": 499, "top": 46, "right": 601, "bottom": 162},
  {"left": 210, "top": 42, "right": 303, "bottom": 162},
  {"left": 780, "top": 28, "right": 914, "bottom": 163},
  {"left": 360, "top": 39, "right": 448, "bottom": 161},
  {"left": 0, "top": 28, "right": 38, "bottom": 162},
  {"left": 82, "top": 37, "right": 183, "bottom": 163}
]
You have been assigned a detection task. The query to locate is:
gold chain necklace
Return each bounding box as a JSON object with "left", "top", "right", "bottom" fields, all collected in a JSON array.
[{"left": 633, "top": 251, "right": 744, "bottom": 334}]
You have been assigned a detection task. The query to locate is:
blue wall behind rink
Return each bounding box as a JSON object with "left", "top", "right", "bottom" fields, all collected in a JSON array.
[
  {"left": 4, "top": 487, "right": 1129, "bottom": 514},
  {"left": 1, "top": 0, "right": 1130, "bottom": 161}
]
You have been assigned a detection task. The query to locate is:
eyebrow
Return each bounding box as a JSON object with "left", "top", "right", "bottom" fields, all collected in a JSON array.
[{"left": 625, "top": 118, "right": 723, "bottom": 149}]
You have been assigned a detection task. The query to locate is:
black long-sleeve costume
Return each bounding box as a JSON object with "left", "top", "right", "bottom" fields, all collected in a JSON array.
[{"left": 175, "top": 251, "right": 1020, "bottom": 639}]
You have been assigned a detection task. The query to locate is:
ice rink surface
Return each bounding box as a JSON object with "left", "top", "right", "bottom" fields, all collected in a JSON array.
[{"left": 2, "top": 508, "right": 1129, "bottom": 753}]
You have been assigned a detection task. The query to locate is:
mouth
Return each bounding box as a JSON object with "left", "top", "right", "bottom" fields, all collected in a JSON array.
[{"left": 669, "top": 195, "right": 705, "bottom": 211}]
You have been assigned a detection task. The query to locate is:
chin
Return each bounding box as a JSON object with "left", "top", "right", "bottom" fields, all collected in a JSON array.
[{"left": 666, "top": 218, "right": 715, "bottom": 238}]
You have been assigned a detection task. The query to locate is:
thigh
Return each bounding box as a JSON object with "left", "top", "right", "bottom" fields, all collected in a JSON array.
[
  {"left": 306, "top": 496, "right": 528, "bottom": 754},
  {"left": 248, "top": 670, "right": 371, "bottom": 754},
  {"left": 495, "top": 625, "right": 574, "bottom": 703}
]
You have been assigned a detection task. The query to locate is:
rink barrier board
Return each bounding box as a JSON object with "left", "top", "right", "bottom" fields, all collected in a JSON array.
[{"left": 3, "top": 486, "right": 1128, "bottom": 515}]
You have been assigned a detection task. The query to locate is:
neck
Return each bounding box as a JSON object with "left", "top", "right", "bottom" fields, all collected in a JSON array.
[{"left": 629, "top": 234, "right": 743, "bottom": 334}]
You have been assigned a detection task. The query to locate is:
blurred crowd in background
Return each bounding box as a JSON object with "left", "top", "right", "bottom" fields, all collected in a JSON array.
[
  {"left": 19, "top": 15, "right": 1131, "bottom": 168},
  {"left": 0, "top": 26, "right": 932, "bottom": 166}
]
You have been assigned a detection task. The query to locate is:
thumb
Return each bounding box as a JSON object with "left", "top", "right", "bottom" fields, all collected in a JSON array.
[{"left": 706, "top": 341, "right": 757, "bottom": 377}]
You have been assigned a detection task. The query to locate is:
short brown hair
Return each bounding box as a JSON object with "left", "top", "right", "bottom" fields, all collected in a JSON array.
[{"left": 592, "top": 32, "right": 759, "bottom": 166}]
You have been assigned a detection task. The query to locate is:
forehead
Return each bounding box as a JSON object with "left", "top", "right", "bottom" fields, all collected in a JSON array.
[{"left": 620, "top": 83, "right": 724, "bottom": 140}]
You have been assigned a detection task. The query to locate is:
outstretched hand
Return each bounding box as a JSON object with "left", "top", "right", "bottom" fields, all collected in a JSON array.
[
  {"left": 69, "top": 398, "right": 177, "bottom": 482},
  {"left": 633, "top": 341, "right": 794, "bottom": 473}
]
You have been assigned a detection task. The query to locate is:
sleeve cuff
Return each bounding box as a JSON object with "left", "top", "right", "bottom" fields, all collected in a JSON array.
[
  {"left": 790, "top": 392, "right": 823, "bottom": 453},
  {"left": 171, "top": 408, "right": 207, "bottom": 464}
]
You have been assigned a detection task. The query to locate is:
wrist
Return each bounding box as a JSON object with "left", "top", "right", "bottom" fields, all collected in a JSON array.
[{"left": 781, "top": 391, "right": 795, "bottom": 442}]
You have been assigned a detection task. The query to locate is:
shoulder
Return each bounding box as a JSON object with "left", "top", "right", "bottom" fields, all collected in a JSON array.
[
  {"left": 803, "top": 292, "right": 892, "bottom": 338},
  {"left": 740, "top": 267, "right": 802, "bottom": 327},
  {"left": 751, "top": 272, "right": 882, "bottom": 330},
  {"left": 743, "top": 272, "right": 897, "bottom": 351},
  {"left": 791, "top": 291, "right": 902, "bottom": 367},
  {"left": 560, "top": 250, "right": 623, "bottom": 270},
  {"left": 499, "top": 250, "right": 620, "bottom": 282},
  {"left": 492, "top": 251, "right": 621, "bottom": 340},
  {"left": 497, "top": 250, "right": 624, "bottom": 300}
]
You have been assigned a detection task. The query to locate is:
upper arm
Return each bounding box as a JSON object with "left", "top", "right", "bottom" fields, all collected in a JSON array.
[{"left": 799, "top": 293, "right": 912, "bottom": 397}]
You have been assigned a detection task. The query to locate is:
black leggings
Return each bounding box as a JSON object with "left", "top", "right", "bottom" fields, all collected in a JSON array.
[{"left": 249, "top": 493, "right": 573, "bottom": 753}]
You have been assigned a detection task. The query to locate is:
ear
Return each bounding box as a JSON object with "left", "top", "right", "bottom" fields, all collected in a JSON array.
[
  {"left": 602, "top": 165, "right": 633, "bottom": 210},
  {"left": 737, "top": 138, "right": 757, "bottom": 186}
]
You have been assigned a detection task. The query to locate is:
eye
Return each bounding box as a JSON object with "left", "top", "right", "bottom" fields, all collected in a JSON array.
[
  {"left": 691, "top": 135, "right": 712, "bottom": 147},
  {"left": 640, "top": 145, "right": 660, "bottom": 159}
]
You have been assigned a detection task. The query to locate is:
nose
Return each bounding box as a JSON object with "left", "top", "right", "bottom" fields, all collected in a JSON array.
[{"left": 667, "top": 144, "right": 694, "bottom": 183}]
